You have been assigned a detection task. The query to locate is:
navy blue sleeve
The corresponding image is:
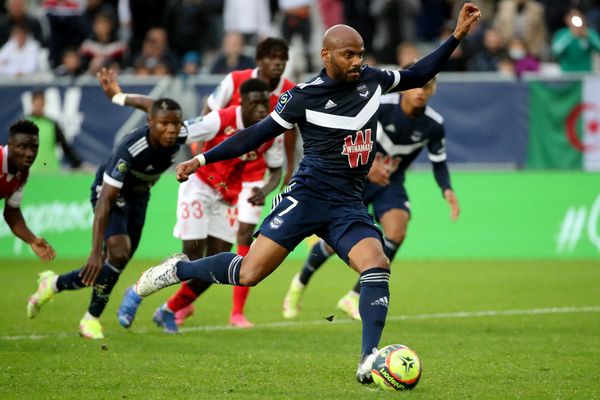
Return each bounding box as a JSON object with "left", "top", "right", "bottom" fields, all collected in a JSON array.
[
  {"left": 432, "top": 161, "right": 452, "bottom": 193},
  {"left": 203, "top": 116, "right": 287, "bottom": 165},
  {"left": 396, "top": 36, "right": 460, "bottom": 91},
  {"left": 102, "top": 143, "right": 134, "bottom": 189}
]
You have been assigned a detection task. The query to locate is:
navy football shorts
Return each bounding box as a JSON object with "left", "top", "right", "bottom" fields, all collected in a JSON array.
[
  {"left": 255, "top": 179, "right": 383, "bottom": 265},
  {"left": 362, "top": 180, "right": 411, "bottom": 222},
  {"left": 91, "top": 188, "right": 149, "bottom": 256}
]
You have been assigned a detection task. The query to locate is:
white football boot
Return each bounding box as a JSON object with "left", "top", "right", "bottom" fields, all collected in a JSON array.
[{"left": 135, "top": 253, "right": 189, "bottom": 297}]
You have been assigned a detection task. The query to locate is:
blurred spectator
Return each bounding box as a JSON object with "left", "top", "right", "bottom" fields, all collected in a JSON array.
[
  {"left": 552, "top": 8, "right": 600, "bottom": 72},
  {"left": 279, "top": 0, "right": 313, "bottom": 72},
  {"left": 26, "top": 90, "right": 84, "bottom": 172},
  {"left": 343, "top": 0, "right": 375, "bottom": 53},
  {"left": 493, "top": 0, "right": 547, "bottom": 58},
  {"left": 541, "top": 0, "right": 575, "bottom": 37},
  {"left": 371, "top": 0, "right": 419, "bottom": 64},
  {"left": 224, "top": 0, "right": 270, "bottom": 45},
  {"left": 497, "top": 54, "right": 516, "bottom": 76},
  {"left": 80, "top": 12, "right": 126, "bottom": 75},
  {"left": 318, "top": 0, "right": 343, "bottom": 28},
  {"left": 451, "top": 0, "right": 497, "bottom": 24},
  {"left": 396, "top": 41, "right": 419, "bottom": 67},
  {"left": 122, "top": 0, "right": 168, "bottom": 61},
  {"left": 84, "top": 0, "right": 118, "bottom": 37},
  {"left": 506, "top": 36, "right": 540, "bottom": 77},
  {"left": 209, "top": 31, "right": 255, "bottom": 74},
  {"left": 0, "top": 23, "right": 44, "bottom": 76},
  {"left": 43, "top": 0, "right": 87, "bottom": 68},
  {"left": 415, "top": 0, "right": 451, "bottom": 42},
  {"left": 467, "top": 27, "right": 507, "bottom": 71},
  {"left": 0, "top": 0, "right": 44, "bottom": 46},
  {"left": 54, "top": 47, "right": 84, "bottom": 76},
  {"left": 132, "top": 27, "right": 176, "bottom": 75},
  {"left": 164, "top": 0, "right": 211, "bottom": 65},
  {"left": 181, "top": 50, "right": 199, "bottom": 75}
]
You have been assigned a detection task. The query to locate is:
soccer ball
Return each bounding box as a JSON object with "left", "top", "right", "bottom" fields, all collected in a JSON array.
[{"left": 371, "top": 344, "right": 422, "bottom": 391}]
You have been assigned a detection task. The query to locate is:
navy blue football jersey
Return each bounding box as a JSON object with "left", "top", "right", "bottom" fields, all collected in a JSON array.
[
  {"left": 270, "top": 66, "right": 402, "bottom": 202},
  {"left": 377, "top": 93, "right": 446, "bottom": 182},
  {"left": 92, "top": 125, "right": 188, "bottom": 197}
]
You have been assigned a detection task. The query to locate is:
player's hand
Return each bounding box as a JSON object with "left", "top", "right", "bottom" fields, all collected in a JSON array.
[
  {"left": 453, "top": 3, "right": 481, "bottom": 40},
  {"left": 367, "top": 153, "right": 391, "bottom": 186},
  {"left": 30, "top": 238, "right": 56, "bottom": 262},
  {"left": 80, "top": 251, "right": 103, "bottom": 286},
  {"left": 444, "top": 189, "right": 460, "bottom": 221},
  {"left": 247, "top": 187, "right": 266, "bottom": 206},
  {"left": 96, "top": 68, "right": 122, "bottom": 98},
  {"left": 176, "top": 158, "right": 201, "bottom": 182}
]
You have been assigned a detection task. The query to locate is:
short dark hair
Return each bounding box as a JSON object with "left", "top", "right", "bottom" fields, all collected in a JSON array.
[
  {"left": 9, "top": 119, "right": 39, "bottom": 137},
  {"left": 31, "top": 89, "right": 45, "bottom": 100},
  {"left": 240, "top": 78, "right": 269, "bottom": 96},
  {"left": 256, "top": 37, "right": 289, "bottom": 61},
  {"left": 150, "top": 98, "right": 181, "bottom": 115}
]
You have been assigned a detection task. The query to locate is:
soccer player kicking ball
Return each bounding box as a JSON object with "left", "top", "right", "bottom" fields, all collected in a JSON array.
[
  {"left": 1, "top": 120, "right": 56, "bottom": 262},
  {"left": 134, "top": 3, "right": 480, "bottom": 384},
  {"left": 283, "top": 72, "right": 460, "bottom": 321},
  {"left": 26, "top": 98, "right": 213, "bottom": 339},
  {"left": 95, "top": 71, "right": 283, "bottom": 333}
]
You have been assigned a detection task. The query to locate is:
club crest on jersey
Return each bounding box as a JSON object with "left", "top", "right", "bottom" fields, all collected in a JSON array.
[
  {"left": 356, "top": 84, "right": 369, "bottom": 98},
  {"left": 275, "top": 92, "right": 292, "bottom": 113},
  {"left": 411, "top": 130, "right": 423, "bottom": 141},
  {"left": 270, "top": 216, "right": 284, "bottom": 229},
  {"left": 341, "top": 129, "right": 373, "bottom": 168}
]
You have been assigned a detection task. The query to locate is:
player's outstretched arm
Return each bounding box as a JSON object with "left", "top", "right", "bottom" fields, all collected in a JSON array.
[
  {"left": 3, "top": 206, "right": 56, "bottom": 261},
  {"left": 397, "top": 3, "right": 480, "bottom": 91},
  {"left": 176, "top": 116, "right": 287, "bottom": 182},
  {"left": 97, "top": 68, "right": 154, "bottom": 113}
]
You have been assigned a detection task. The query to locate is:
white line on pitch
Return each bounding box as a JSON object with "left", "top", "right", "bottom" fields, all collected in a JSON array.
[{"left": 3, "top": 306, "right": 600, "bottom": 341}]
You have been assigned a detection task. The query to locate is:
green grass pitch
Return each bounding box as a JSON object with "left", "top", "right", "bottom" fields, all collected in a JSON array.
[{"left": 1, "top": 258, "right": 599, "bottom": 399}]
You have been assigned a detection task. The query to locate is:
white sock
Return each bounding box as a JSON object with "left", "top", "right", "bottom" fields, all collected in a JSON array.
[{"left": 83, "top": 311, "right": 98, "bottom": 321}]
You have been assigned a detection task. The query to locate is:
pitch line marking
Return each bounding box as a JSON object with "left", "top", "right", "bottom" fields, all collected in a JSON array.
[{"left": 3, "top": 306, "right": 600, "bottom": 341}]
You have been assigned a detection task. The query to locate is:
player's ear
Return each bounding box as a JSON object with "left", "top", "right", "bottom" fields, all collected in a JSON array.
[{"left": 320, "top": 48, "right": 329, "bottom": 63}]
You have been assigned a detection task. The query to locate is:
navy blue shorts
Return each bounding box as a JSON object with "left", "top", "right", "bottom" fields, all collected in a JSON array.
[
  {"left": 256, "top": 179, "right": 382, "bottom": 265},
  {"left": 91, "top": 187, "right": 149, "bottom": 256},
  {"left": 362, "top": 180, "right": 410, "bottom": 222}
]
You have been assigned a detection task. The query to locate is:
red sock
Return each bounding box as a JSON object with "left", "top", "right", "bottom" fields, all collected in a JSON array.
[
  {"left": 167, "top": 281, "right": 200, "bottom": 312},
  {"left": 232, "top": 244, "right": 251, "bottom": 315}
]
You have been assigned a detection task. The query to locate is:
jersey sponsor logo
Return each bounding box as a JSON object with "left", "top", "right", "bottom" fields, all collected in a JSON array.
[
  {"left": 324, "top": 99, "right": 337, "bottom": 110},
  {"left": 341, "top": 129, "right": 373, "bottom": 168},
  {"left": 112, "top": 159, "right": 129, "bottom": 179},
  {"left": 357, "top": 84, "right": 370, "bottom": 98},
  {"left": 240, "top": 151, "right": 258, "bottom": 161},
  {"left": 275, "top": 92, "right": 292, "bottom": 113},
  {"left": 224, "top": 125, "right": 236, "bottom": 136}
]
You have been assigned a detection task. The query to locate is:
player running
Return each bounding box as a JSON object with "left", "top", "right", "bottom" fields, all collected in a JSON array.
[
  {"left": 97, "top": 71, "right": 284, "bottom": 333},
  {"left": 1, "top": 119, "right": 56, "bottom": 262},
  {"left": 25, "top": 98, "right": 214, "bottom": 339},
  {"left": 282, "top": 72, "right": 460, "bottom": 321},
  {"left": 179, "top": 37, "right": 296, "bottom": 328},
  {"left": 134, "top": 4, "right": 480, "bottom": 384}
]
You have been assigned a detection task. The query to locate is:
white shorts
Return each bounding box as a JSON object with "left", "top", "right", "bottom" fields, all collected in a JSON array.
[
  {"left": 172, "top": 174, "right": 238, "bottom": 243},
  {"left": 237, "top": 180, "right": 265, "bottom": 225}
]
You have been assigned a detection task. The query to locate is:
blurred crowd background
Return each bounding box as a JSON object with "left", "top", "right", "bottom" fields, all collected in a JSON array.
[{"left": 1, "top": 0, "right": 600, "bottom": 81}]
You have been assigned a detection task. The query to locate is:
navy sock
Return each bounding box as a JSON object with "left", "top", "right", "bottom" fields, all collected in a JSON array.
[
  {"left": 299, "top": 240, "right": 332, "bottom": 285},
  {"left": 383, "top": 237, "right": 400, "bottom": 262},
  {"left": 175, "top": 252, "right": 242, "bottom": 285},
  {"left": 359, "top": 267, "right": 390, "bottom": 358},
  {"left": 88, "top": 262, "right": 122, "bottom": 318},
  {"left": 56, "top": 269, "right": 85, "bottom": 291}
]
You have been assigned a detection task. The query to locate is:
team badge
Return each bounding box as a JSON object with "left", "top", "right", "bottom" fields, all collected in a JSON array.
[
  {"left": 357, "top": 84, "right": 369, "bottom": 98},
  {"left": 275, "top": 92, "right": 292, "bottom": 113},
  {"left": 411, "top": 130, "right": 423, "bottom": 141},
  {"left": 112, "top": 159, "right": 129, "bottom": 179},
  {"left": 270, "top": 216, "right": 284, "bottom": 229}
]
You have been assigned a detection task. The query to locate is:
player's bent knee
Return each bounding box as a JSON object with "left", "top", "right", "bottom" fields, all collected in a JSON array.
[
  {"left": 238, "top": 267, "right": 265, "bottom": 287},
  {"left": 108, "top": 250, "right": 130, "bottom": 268}
]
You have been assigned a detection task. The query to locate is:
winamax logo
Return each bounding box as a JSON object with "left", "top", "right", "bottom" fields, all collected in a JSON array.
[
  {"left": 556, "top": 194, "right": 600, "bottom": 253},
  {"left": 0, "top": 201, "right": 93, "bottom": 255}
]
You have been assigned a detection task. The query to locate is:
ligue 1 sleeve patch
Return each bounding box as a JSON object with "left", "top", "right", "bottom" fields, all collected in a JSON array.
[
  {"left": 275, "top": 92, "right": 292, "bottom": 114},
  {"left": 111, "top": 159, "right": 129, "bottom": 180}
]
